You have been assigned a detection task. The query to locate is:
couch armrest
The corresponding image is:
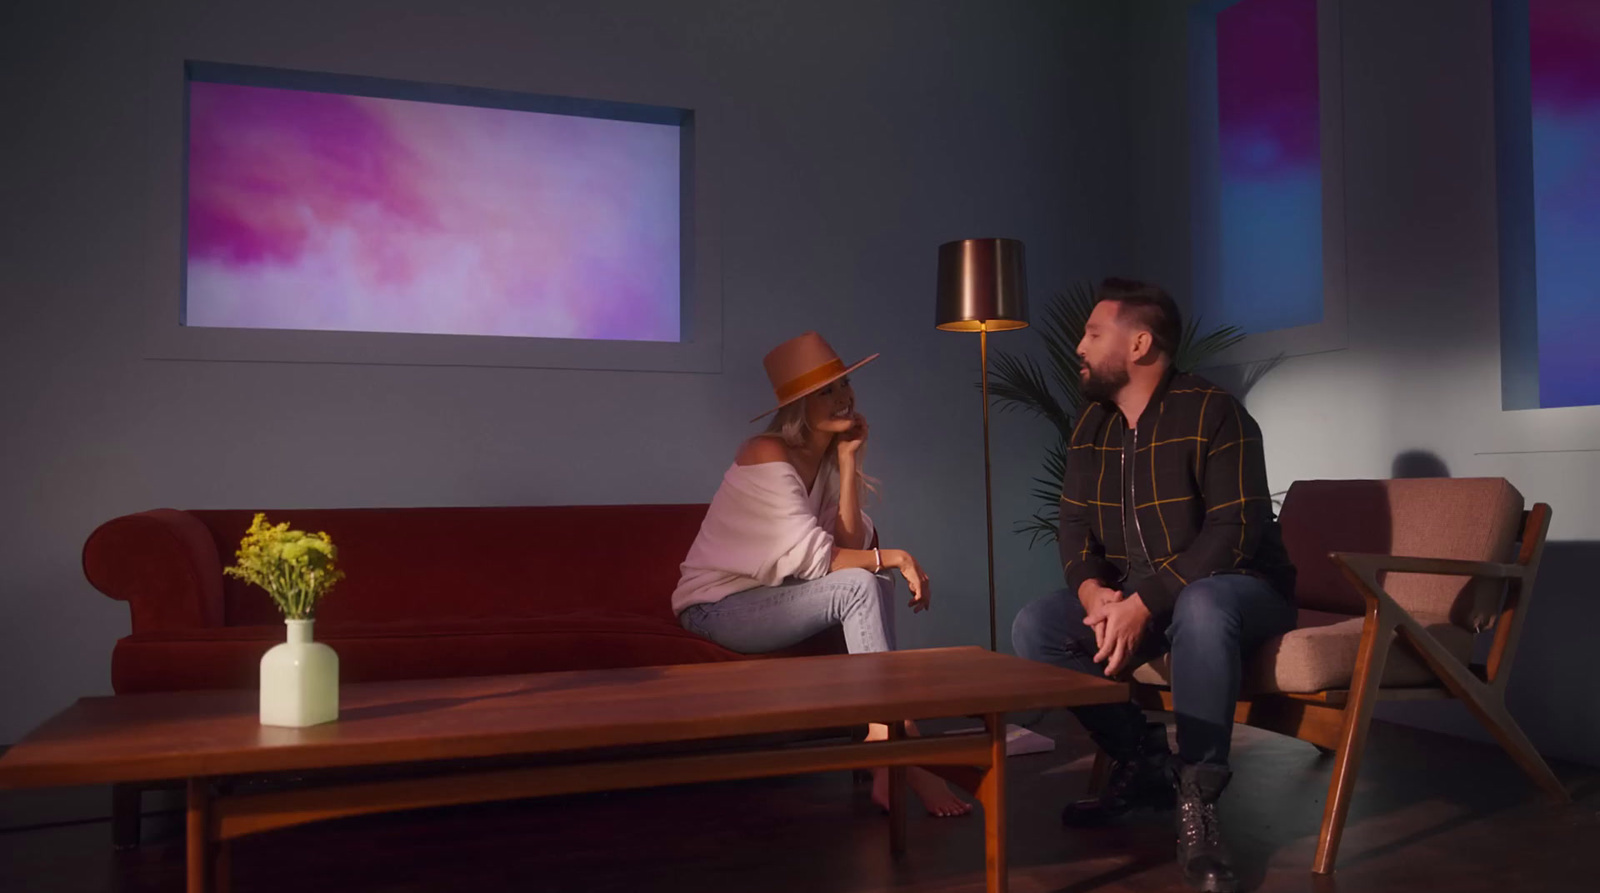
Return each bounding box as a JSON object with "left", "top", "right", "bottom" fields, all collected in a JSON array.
[{"left": 83, "top": 509, "right": 225, "bottom": 633}]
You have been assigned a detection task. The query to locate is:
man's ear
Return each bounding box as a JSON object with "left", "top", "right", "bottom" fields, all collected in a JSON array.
[{"left": 1129, "top": 330, "right": 1154, "bottom": 364}]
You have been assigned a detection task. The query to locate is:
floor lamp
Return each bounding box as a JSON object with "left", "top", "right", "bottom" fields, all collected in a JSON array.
[{"left": 935, "top": 238, "right": 1053, "bottom": 756}]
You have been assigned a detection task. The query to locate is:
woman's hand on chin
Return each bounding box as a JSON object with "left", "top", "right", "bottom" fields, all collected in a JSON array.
[{"left": 835, "top": 412, "right": 868, "bottom": 464}]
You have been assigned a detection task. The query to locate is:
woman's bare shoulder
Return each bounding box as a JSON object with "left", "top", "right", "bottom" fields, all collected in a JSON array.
[{"left": 735, "top": 435, "right": 790, "bottom": 467}]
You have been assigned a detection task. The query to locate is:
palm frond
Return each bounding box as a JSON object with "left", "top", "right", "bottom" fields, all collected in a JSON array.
[
  {"left": 1037, "top": 283, "right": 1097, "bottom": 414},
  {"left": 1237, "top": 352, "right": 1286, "bottom": 398},
  {"left": 1175, "top": 314, "right": 1247, "bottom": 371},
  {"left": 1014, "top": 508, "right": 1060, "bottom": 547},
  {"left": 985, "top": 351, "right": 1072, "bottom": 439},
  {"left": 1023, "top": 437, "right": 1069, "bottom": 521},
  {"left": 1035, "top": 437, "right": 1069, "bottom": 493}
]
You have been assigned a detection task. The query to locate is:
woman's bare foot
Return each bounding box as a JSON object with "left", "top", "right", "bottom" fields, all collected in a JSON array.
[{"left": 871, "top": 766, "right": 974, "bottom": 818}]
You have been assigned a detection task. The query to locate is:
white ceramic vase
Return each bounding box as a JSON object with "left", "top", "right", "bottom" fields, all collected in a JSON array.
[{"left": 259, "top": 618, "right": 339, "bottom": 727}]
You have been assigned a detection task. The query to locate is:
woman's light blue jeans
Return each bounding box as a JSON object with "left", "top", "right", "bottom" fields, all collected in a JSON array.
[{"left": 678, "top": 568, "right": 898, "bottom": 654}]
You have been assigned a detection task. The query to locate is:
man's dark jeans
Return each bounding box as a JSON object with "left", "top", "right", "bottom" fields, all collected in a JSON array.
[{"left": 1012, "top": 574, "right": 1296, "bottom": 765}]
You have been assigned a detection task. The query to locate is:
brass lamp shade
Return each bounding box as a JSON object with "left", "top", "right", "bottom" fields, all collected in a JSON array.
[{"left": 935, "top": 238, "right": 1029, "bottom": 332}]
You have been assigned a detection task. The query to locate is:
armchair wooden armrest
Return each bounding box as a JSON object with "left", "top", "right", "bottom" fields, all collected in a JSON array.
[{"left": 1331, "top": 552, "right": 1527, "bottom": 581}]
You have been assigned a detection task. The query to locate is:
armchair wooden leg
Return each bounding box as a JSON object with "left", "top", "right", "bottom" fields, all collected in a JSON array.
[
  {"left": 1312, "top": 608, "right": 1395, "bottom": 875},
  {"left": 1395, "top": 623, "right": 1569, "bottom": 804}
]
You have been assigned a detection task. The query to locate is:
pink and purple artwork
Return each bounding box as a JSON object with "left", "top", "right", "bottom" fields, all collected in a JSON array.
[
  {"left": 1214, "top": 0, "right": 1322, "bottom": 333},
  {"left": 1530, "top": 0, "right": 1600, "bottom": 408},
  {"left": 185, "top": 81, "right": 681, "bottom": 342}
]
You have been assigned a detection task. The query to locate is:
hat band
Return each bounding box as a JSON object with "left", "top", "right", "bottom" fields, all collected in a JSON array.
[{"left": 774, "top": 358, "right": 848, "bottom": 405}]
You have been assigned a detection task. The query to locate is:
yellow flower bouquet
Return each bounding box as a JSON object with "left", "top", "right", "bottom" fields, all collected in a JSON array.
[{"left": 223, "top": 513, "right": 344, "bottom": 620}]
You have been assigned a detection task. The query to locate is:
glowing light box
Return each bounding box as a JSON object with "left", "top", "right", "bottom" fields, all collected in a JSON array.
[
  {"left": 1213, "top": 0, "right": 1322, "bottom": 334},
  {"left": 1496, "top": 0, "right": 1600, "bottom": 409},
  {"left": 184, "top": 64, "right": 683, "bottom": 343},
  {"left": 1529, "top": 0, "right": 1600, "bottom": 408},
  {"left": 1188, "top": 0, "right": 1344, "bottom": 361}
]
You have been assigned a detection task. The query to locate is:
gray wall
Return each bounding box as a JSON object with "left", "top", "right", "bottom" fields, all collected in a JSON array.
[
  {"left": 0, "top": 0, "right": 1135, "bottom": 744},
  {"left": 1128, "top": 0, "right": 1600, "bottom": 767},
  {"left": 13, "top": 0, "right": 1588, "bottom": 770}
]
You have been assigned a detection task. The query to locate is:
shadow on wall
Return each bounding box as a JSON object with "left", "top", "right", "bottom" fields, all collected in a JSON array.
[
  {"left": 1391, "top": 450, "right": 1451, "bottom": 479},
  {"left": 1500, "top": 540, "right": 1600, "bottom": 767}
]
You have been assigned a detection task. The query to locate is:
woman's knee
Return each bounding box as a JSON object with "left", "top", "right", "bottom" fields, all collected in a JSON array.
[
  {"left": 828, "top": 567, "right": 886, "bottom": 612},
  {"left": 829, "top": 567, "right": 880, "bottom": 594}
]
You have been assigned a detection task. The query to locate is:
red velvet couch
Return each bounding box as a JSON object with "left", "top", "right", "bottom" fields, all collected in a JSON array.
[{"left": 84, "top": 504, "right": 844, "bottom": 695}]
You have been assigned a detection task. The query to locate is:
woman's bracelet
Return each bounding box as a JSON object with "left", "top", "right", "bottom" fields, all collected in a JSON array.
[{"left": 873, "top": 547, "right": 882, "bottom": 573}]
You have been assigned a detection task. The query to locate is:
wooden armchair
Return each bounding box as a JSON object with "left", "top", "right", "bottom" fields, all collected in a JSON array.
[{"left": 1105, "top": 477, "right": 1570, "bottom": 874}]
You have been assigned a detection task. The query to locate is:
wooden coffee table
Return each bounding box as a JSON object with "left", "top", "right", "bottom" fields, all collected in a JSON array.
[{"left": 0, "top": 646, "right": 1125, "bottom": 893}]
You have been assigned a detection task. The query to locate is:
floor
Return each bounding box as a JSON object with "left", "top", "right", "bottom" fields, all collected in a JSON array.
[{"left": 1, "top": 712, "right": 1596, "bottom": 893}]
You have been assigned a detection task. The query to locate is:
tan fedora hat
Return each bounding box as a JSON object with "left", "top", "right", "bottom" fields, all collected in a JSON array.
[{"left": 750, "top": 332, "right": 879, "bottom": 423}]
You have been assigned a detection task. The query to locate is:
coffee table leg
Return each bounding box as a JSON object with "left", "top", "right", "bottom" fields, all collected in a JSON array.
[
  {"left": 215, "top": 838, "right": 232, "bottom": 893},
  {"left": 186, "top": 778, "right": 213, "bottom": 893},
  {"left": 978, "top": 713, "right": 1007, "bottom": 893},
  {"left": 887, "top": 721, "right": 907, "bottom": 856}
]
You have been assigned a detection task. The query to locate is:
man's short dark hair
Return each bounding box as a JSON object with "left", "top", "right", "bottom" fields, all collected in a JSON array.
[{"left": 1095, "top": 277, "right": 1182, "bottom": 362}]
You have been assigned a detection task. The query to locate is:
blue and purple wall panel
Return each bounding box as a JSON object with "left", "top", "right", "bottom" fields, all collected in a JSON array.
[
  {"left": 1528, "top": 0, "right": 1600, "bottom": 408},
  {"left": 1214, "top": 0, "right": 1323, "bottom": 334},
  {"left": 1192, "top": 0, "right": 1324, "bottom": 336}
]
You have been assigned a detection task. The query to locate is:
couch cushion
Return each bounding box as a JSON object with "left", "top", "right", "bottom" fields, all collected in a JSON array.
[
  {"left": 187, "top": 505, "right": 709, "bottom": 627},
  {"left": 1279, "top": 478, "right": 1524, "bottom": 630},
  {"left": 110, "top": 612, "right": 844, "bottom": 694},
  {"left": 1131, "top": 608, "right": 1474, "bottom": 694}
]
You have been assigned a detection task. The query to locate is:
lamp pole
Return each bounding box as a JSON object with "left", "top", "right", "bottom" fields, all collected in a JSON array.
[
  {"left": 935, "top": 238, "right": 1055, "bottom": 756},
  {"left": 979, "top": 322, "right": 997, "bottom": 651}
]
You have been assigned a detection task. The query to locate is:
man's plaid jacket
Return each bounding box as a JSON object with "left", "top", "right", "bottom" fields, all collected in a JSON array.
[{"left": 1058, "top": 368, "right": 1297, "bottom": 621}]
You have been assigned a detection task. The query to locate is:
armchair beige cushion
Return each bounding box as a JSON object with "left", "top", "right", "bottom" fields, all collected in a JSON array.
[{"left": 1133, "top": 608, "right": 1475, "bottom": 692}]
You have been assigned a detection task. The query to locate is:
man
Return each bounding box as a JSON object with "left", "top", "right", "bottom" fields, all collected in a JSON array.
[{"left": 1012, "top": 278, "right": 1297, "bottom": 893}]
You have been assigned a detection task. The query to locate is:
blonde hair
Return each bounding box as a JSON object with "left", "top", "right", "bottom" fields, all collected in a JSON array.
[{"left": 758, "top": 398, "right": 880, "bottom": 503}]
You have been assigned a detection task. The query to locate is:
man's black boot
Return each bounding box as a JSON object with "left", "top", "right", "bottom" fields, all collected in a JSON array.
[
  {"left": 1175, "top": 762, "right": 1239, "bottom": 893},
  {"left": 1061, "top": 721, "right": 1175, "bottom": 826}
]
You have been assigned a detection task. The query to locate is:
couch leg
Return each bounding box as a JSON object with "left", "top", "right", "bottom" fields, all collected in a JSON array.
[{"left": 112, "top": 783, "right": 142, "bottom": 849}]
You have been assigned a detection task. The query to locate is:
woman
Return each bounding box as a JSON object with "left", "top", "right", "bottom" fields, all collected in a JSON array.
[{"left": 672, "top": 332, "right": 970, "bottom": 818}]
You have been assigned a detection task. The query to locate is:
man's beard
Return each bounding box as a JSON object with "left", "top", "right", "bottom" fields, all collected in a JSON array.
[{"left": 1079, "top": 360, "right": 1130, "bottom": 404}]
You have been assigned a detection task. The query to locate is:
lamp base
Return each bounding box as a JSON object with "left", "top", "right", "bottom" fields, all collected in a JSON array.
[
  {"left": 1004, "top": 723, "right": 1056, "bottom": 756},
  {"left": 944, "top": 722, "right": 1056, "bottom": 757}
]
